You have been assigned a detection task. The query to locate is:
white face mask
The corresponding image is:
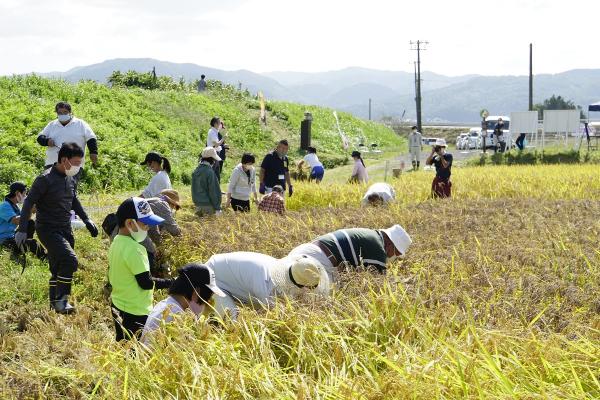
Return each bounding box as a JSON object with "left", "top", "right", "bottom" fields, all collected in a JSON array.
[
  {"left": 242, "top": 164, "right": 254, "bottom": 171},
  {"left": 57, "top": 114, "right": 71, "bottom": 123},
  {"left": 128, "top": 220, "right": 148, "bottom": 243},
  {"left": 65, "top": 164, "right": 81, "bottom": 177}
]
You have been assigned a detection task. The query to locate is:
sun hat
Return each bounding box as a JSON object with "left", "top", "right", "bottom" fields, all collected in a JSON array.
[
  {"left": 116, "top": 197, "right": 165, "bottom": 226},
  {"left": 201, "top": 147, "right": 222, "bottom": 161},
  {"left": 381, "top": 224, "right": 412, "bottom": 255},
  {"left": 269, "top": 255, "right": 330, "bottom": 294},
  {"left": 159, "top": 189, "right": 181, "bottom": 210},
  {"left": 434, "top": 138, "right": 447, "bottom": 148}
]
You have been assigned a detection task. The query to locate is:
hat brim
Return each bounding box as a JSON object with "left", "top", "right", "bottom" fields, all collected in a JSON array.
[
  {"left": 206, "top": 282, "right": 227, "bottom": 297},
  {"left": 138, "top": 214, "right": 164, "bottom": 226},
  {"left": 382, "top": 225, "right": 412, "bottom": 255},
  {"left": 270, "top": 257, "right": 330, "bottom": 295},
  {"left": 212, "top": 154, "right": 222, "bottom": 161}
]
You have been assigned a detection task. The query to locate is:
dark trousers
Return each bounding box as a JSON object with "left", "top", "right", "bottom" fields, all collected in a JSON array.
[
  {"left": 36, "top": 225, "right": 78, "bottom": 301},
  {"left": 111, "top": 304, "right": 148, "bottom": 341},
  {"left": 212, "top": 162, "right": 222, "bottom": 183},
  {"left": 516, "top": 134, "right": 526, "bottom": 150},
  {"left": 2, "top": 220, "right": 46, "bottom": 259},
  {"left": 231, "top": 198, "right": 250, "bottom": 212},
  {"left": 432, "top": 176, "right": 452, "bottom": 198}
]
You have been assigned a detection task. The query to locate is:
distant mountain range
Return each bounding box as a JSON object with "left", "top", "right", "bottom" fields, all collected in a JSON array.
[{"left": 27, "top": 58, "right": 600, "bottom": 122}]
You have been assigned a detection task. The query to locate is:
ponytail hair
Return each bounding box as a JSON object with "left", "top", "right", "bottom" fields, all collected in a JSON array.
[
  {"left": 161, "top": 157, "right": 172, "bottom": 174},
  {"left": 359, "top": 157, "right": 365, "bottom": 168}
]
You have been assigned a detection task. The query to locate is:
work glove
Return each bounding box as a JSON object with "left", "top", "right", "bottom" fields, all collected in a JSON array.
[
  {"left": 84, "top": 220, "right": 99, "bottom": 238},
  {"left": 215, "top": 210, "right": 223, "bottom": 217},
  {"left": 14, "top": 231, "right": 28, "bottom": 250},
  {"left": 288, "top": 185, "right": 293, "bottom": 197},
  {"left": 259, "top": 183, "right": 266, "bottom": 194}
]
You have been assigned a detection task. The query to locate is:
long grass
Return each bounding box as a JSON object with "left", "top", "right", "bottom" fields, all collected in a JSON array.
[{"left": 0, "top": 164, "right": 599, "bottom": 399}]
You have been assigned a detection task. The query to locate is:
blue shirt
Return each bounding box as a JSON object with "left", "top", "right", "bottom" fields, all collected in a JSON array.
[{"left": 0, "top": 199, "right": 19, "bottom": 243}]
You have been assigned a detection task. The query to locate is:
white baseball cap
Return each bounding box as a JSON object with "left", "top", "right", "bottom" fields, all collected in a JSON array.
[
  {"left": 434, "top": 138, "right": 447, "bottom": 147},
  {"left": 382, "top": 225, "right": 412, "bottom": 255},
  {"left": 201, "top": 147, "right": 222, "bottom": 161}
]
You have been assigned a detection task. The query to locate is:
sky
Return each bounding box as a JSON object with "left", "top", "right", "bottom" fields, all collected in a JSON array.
[{"left": 1, "top": 0, "right": 598, "bottom": 77}]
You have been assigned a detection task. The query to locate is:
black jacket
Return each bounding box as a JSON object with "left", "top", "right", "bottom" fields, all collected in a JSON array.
[{"left": 18, "top": 166, "right": 89, "bottom": 232}]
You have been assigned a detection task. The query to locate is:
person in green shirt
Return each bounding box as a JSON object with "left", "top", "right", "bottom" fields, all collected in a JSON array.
[
  {"left": 108, "top": 197, "right": 173, "bottom": 341},
  {"left": 191, "top": 147, "right": 222, "bottom": 217}
]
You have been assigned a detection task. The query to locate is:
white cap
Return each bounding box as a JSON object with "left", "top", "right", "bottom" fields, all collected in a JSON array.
[
  {"left": 201, "top": 146, "right": 222, "bottom": 161},
  {"left": 270, "top": 255, "right": 330, "bottom": 294},
  {"left": 205, "top": 265, "right": 227, "bottom": 297},
  {"left": 434, "top": 138, "right": 447, "bottom": 147},
  {"left": 382, "top": 225, "right": 412, "bottom": 255}
]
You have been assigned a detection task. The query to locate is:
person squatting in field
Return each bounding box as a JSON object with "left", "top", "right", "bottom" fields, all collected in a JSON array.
[
  {"left": 298, "top": 146, "right": 325, "bottom": 183},
  {"left": 288, "top": 225, "right": 412, "bottom": 281},
  {"left": 426, "top": 138, "right": 453, "bottom": 198},
  {"left": 361, "top": 182, "right": 396, "bottom": 207},
  {"left": 16, "top": 143, "right": 99, "bottom": 314}
]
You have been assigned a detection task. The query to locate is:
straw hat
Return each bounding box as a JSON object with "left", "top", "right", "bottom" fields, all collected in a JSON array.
[
  {"left": 434, "top": 138, "right": 447, "bottom": 147},
  {"left": 381, "top": 224, "right": 412, "bottom": 255},
  {"left": 159, "top": 189, "right": 181, "bottom": 210},
  {"left": 201, "top": 146, "right": 222, "bottom": 161},
  {"left": 269, "top": 255, "right": 330, "bottom": 295}
]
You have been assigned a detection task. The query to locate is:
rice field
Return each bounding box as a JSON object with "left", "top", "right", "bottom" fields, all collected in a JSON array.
[{"left": 0, "top": 164, "right": 599, "bottom": 399}]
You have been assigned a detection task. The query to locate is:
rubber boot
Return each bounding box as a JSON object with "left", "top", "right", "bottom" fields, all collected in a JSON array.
[
  {"left": 53, "top": 295, "right": 76, "bottom": 315},
  {"left": 417, "top": 161, "right": 420, "bottom": 170},
  {"left": 412, "top": 160, "right": 417, "bottom": 171},
  {"left": 49, "top": 280, "right": 57, "bottom": 309}
]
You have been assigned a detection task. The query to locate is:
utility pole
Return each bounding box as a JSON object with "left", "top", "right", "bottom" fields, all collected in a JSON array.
[
  {"left": 528, "top": 43, "right": 533, "bottom": 111},
  {"left": 410, "top": 40, "right": 428, "bottom": 133},
  {"left": 368, "top": 98, "right": 372, "bottom": 120}
]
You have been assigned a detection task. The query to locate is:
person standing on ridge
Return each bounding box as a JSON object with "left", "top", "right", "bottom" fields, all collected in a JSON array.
[{"left": 408, "top": 125, "right": 423, "bottom": 170}]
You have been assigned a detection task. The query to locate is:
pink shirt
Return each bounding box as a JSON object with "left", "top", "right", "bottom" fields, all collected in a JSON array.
[{"left": 352, "top": 160, "right": 369, "bottom": 183}]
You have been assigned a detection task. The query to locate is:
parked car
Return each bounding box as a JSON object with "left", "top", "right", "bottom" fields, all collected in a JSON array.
[
  {"left": 456, "top": 133, "right": 469, "bottom": 149},
  {"left": 467, "top": 128, "right": 482, "bottom": 149}
]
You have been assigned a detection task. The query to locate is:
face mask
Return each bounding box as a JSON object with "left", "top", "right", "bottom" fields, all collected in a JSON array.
[
  {"left": 16, "top": 193, "right": 25, "bottom": 204},
  {"left": 128, "top": 220, "right": 148, "bottom": 243},
  {"left": 57, "top": 114, "right": 71, "bottom": 123},
  {"left": 276, "top": 150, "right": 287, "bottom": 158},
  {"left": 189, "top": 300, "right": 205, "bottom": 316},
  {"left": 65, "top": 164, "right": 81, "bottom": 177},
  {"left": 243, "top": 164, "right": 254, "bottom": 171}
]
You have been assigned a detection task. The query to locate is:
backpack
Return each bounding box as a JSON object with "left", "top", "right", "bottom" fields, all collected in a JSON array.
[{"left": 101, "top": 213, "right": 118, "bottom": 237}]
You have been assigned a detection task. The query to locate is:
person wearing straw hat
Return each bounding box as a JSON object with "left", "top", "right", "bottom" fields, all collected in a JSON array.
[
  {"left": 141, "top": 263, "right": 226, "bottom": 343},
  {"left": 204, "top": 252, "right": 330, "bottom": 319},
  {"left": 425, "top": 138, "right": 453, "bottom": 198},
  {"left": 361, "top": 182, "right": 396, "bottom": 207},
  {"left": 288, "top": 225, "right": 412, "bottom": 281},
  {"left": 192, "top": 147, "right": 223, "bottom": 217}
]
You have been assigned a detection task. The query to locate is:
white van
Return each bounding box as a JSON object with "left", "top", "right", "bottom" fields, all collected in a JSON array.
[{"left": 483, "top": 116, "right": 512, "bottom": 151}]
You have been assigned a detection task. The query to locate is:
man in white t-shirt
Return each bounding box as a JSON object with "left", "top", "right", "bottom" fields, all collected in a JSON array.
[
  {"left": 37, "top": 102, "right": 99, "bottom": 173},
  {"left": 361, "top": 182, "right": 396, "bottom": 207},
  {"left": 408, "top": 125, "right": 423, "bottom": 170}
]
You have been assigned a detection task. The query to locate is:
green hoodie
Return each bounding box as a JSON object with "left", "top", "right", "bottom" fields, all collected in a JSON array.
[{"left": 191, "top": 163, "right": 222, "bottom": 211}]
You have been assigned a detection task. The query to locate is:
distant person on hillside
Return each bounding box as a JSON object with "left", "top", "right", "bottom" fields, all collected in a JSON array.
[
  {"left": 408, "top": 125, "right": 423, "bottom": 170},
  {"left": 0, "top": 182, "right": 46, "bottom": 260},
  {"left": 515, "top": 132, "right": 526, "bottom": 151},
  {"left": 192, "top": 147, "right": 222, "bottom": 217},
  {"left": 206, "top": 117, "right": 227, "bottom": 182},
  {"left": 349, "top": 151, "right": 368, "bottom": 184},
  {"left": 108, "top": 197, "right": 173, "bottom": 341},
  {"left": 298, "top": 146, "right": 325, "bottom": 183},
  {"left": 16, "top": 143, "right": 99, "bottom": 314},
  {"left": 494, "top": 118, "right": 506, "bottom": 153},
  {"left": 140, "top": 152, "right": 172, "bottom": 198},
  {"left": 258, "top": 185, "right": 285, "bottom": 215},
  {"left": 197, "top": 74, "right": 207, "bottom": 92},
  {"left": 141, "top": 263, "right": 226, "bottom": 344},
  {"left": 226, "top": 153, "right": 258, "bottom": 212},
  {"left": 37, "top": 102, "right": 98, "bottom": 182},
  {"left": 204, "top": 251, "right": 329, "bottom": 320},
  {"left": 288, "top": 225, "right": 412, "bottom": 282},
  {"left": 361, "top": 182, "right": 396, "bottom": 207},
  {"left": 259, "top": 140, "right": 293, "bottom": 196},
  {"left": 426, "top": 138, "right": 453, "bottom": 198}
]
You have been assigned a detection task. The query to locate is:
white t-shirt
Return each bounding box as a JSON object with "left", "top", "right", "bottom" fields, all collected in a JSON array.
[
  {"left": 142, "top": 170, "right": 172, "bottom": 198},
  {"left": 206, "top": 127, "right": 221, "bottom": 152},
  {"left": 303, "top": 153, "right": 323, "bottom": 169},
  {"left": 361, "top": 183, "right": 396, "bottom": 206},
  {"left": 141, "top": 296, "right": 184, "bottom": 343},
  {"left": 409, "top": 132, "right": 422, "bottom": 148},
  {"left": 38, "top": 117, "right": 96, "bottom": 166},
  {"left": 205, "top": 252, "right": 275, "bottom": 306}
]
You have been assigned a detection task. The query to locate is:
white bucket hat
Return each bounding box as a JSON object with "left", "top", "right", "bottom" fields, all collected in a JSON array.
[
  {"left": 434, "top": 138, "right": 447, "bottom": 147},
  {"left": 270, "top": 255, "right": 330, "bottom": 295},
  {"left": 201, "top": 146, "right": 222, "bottom": 161},
  {"left": 382, "top": 224, "right": 412, "bottom": 255}
]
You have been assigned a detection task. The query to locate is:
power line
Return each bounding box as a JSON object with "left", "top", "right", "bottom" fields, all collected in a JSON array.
[{"left": 410, "top": 40, "right": 428, "bottom": 132}]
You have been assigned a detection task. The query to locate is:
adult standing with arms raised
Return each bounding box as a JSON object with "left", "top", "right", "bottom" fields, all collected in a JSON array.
[
  {"left": 15, "top": 143, "right": 99, "bottom": 314},
  {"left": 426, "top": 139, "right": 453, "bottom": 198},
  {"left": 259, "top": 140, "right": 293, "bottom": 196},
  {"left": 37, "top": 102, "right": 99, "bottom": 182}
]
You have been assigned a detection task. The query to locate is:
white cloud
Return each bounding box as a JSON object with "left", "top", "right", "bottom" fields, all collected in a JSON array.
[{"left": 0, "top": 0, "right": 598, "bottom": 76}]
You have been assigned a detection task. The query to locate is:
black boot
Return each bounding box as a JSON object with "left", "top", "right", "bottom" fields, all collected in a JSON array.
[
  {"left": 49, "top": 280, "right": 57, "bottom": 309},
  {"left": 416, "top": 161, "right": 420, "bottom": 170},
  {"left": 53, "top": 295, "right": 76, "bottom": 315},
  {"left": 412, "top": 160, "right": 417, "bottom": 170}
]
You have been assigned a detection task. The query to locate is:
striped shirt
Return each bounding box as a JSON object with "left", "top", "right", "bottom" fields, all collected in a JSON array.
[{"left": 316, "top": 228, "right": 387, "bottom": 272}]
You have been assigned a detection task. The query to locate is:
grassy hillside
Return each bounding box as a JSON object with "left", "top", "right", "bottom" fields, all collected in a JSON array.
[
  {"left": 0, "top": 165, "right": 599, "bottom": 398},
  {"left": 0, "top": 75, "right": 403, "bottom": 193}
]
